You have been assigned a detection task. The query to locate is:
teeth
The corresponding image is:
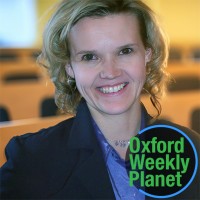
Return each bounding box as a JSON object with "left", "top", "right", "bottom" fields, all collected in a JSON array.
[{"left": 99, "top": 83, "right": 127, "bottom": 94}]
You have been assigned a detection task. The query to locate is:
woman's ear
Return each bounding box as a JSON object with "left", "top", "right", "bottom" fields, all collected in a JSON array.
[
  {"left": 145, "top": 48, "right": 152, "bottom": 64},
  {"left": 65, "top": 64, "right": 75, "bottom": 78}
]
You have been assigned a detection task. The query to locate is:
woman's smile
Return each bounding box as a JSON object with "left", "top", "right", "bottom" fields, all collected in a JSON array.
[{"left": 97, "top": 82, "right": 129, "bottom": 94}]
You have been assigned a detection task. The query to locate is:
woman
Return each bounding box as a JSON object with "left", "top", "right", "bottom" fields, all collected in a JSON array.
[{"left": 0, "top": 0, "right": 199, "bottom": 199}]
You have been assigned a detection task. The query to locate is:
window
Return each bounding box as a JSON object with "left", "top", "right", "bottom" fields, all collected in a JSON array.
[{"left": 0, "top": 0, "right": 37, "bottom": 47}]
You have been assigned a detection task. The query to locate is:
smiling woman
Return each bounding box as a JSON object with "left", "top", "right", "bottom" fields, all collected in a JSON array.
[
  {"left": 0, "top": 0, "right": 199, "bottom": 199},
  {"left": 66, "top": 14, "right": 150, "bottom": 118},
  {"left": 38, "top": 0, "right": 169, "bottom": 116}
]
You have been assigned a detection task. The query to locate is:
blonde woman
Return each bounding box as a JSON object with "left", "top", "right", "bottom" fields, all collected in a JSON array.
[{"left": 1, "top": 0, "right": 199, "bottom": 199}]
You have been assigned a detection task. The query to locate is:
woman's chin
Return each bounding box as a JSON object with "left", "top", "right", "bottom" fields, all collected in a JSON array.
[{"left": 95, "top": 101, "right": 138, "bottom": 116}]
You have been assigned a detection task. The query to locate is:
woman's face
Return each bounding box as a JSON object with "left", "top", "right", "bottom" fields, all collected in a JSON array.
[{"left": 67, "top": 14, "right": 151, "bottom": 116}]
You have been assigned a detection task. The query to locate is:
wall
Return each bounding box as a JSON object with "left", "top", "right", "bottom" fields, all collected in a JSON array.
[
  {"left": 144, "top": 0, "right": 200, "bottom": 46},
  {"left": 35, "top": 0, "right": 200, "bottom": 47},
  {"left": 35, "top": 0, "right": 58, "bottom": 47}
]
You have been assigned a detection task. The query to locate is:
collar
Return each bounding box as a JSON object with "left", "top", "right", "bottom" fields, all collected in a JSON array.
[
  {"left": 67, "top": 99, "right": 99, "bottom": 150},
  {"left": 92, "top": 103, "right": 147, "bottom": 162}
]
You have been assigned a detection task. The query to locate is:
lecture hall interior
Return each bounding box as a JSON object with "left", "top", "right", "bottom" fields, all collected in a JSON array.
[{"left": 0, "top": 0, "right": 200, "bottom": 166}]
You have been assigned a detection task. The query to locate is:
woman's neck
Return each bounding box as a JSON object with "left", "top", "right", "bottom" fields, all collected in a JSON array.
[{"left": 88, "top": 101, "right": 141, "bottom": 141}]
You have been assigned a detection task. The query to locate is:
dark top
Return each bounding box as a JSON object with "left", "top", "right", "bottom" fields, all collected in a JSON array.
[{"left": 0, "top": 99, "right": 199, "bottom": 199}]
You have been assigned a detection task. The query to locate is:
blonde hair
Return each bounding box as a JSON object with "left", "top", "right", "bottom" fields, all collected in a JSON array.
[{"left": 38, "top": 0, "right": 169, "bottom": 115}]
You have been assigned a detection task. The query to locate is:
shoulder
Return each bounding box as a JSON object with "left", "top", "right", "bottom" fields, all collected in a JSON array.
[
  {"left": 4, "top": 117, "right": 75, "bottom": 165},
  {"left": 151, "top": 118, "right": 200, "bottom": 142},
  {"left": 150, "top": 119, "right": 200, "bottom": 153},
  {"left": 14, "top": 116, "right": 74, "bottom": 141},
  {"left": 0, "top": 117, "right": 83, "bottom": 198},
  {"left": 2, "top": 99, "right": 91, "bottom": 167}
]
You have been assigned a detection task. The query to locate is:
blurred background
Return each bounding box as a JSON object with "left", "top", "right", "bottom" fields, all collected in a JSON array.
[{"left": 0, "top": 0, "right": 200, "bottom": 132}]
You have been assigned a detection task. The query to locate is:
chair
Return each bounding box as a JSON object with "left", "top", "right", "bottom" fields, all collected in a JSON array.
[
  {"left": 191, "top": 48, "right": 200, "bottom": 61},
  {"left": 3, "top": 72, "right": 39, "bottom": 82},
  {"left": 168, "top": 76, "right": 200, "bottom": 92},
  {"left": 40, "top": 97, "right": 58, "bottom": 117},
  {"left": 0, "top": 82, "right": 55, "bottom": 120},
  {"left": 0, "top": 52, "right": 18, "bottom": 62},
  {"left": 0, "top": 106, "right": 10, "bottom": 122},
  {"left": 191, "top": 108, "right": 200, "bottom": 133},
  {"left": 168, "top": 48, "right": 182, "bottom": 62}
]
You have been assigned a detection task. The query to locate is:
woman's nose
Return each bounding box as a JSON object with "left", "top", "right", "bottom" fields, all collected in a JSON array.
[{"left": 99, "top": 58, "right": 122, "bottom": 79}]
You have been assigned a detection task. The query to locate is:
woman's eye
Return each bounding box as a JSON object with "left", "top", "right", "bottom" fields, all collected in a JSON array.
[
  {"left": 82, "top": 54, "right": 97, "bottom": 61},
  {"left": 119, "top": 48, "right": 133, "bottom": 55}
]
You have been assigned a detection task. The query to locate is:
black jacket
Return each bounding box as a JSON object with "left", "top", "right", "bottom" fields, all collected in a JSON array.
[{"left": 0, "top": 100, "right": 200, "bottom": 199}]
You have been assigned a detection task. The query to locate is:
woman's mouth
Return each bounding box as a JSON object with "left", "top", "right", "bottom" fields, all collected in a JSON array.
[{"left": 97, "top": 82, "right": 128, "bottom": 94}]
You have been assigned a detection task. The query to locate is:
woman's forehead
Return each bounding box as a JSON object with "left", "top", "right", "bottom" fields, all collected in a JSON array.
[
  {"left": 69, "top": 15, "right": 141, "bottom": 53},
  {"left": 69, "top": 14, "right": 141, "bottom": 46}
]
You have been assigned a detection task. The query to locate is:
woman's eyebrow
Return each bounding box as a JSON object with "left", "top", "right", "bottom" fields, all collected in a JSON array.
[
  {"left": 75, "top": 50, "right": 97, "bottom": 56},
  {"left": 116, "top": 43, "right": 138, "bottom": 50}
]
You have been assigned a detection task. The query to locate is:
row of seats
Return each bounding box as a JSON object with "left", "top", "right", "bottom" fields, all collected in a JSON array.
[
  {"left": 142, "top": 94, "right": 200, "bottom": 133},
  {"left": 142, "top": 65, "right": 200, "bottom": 133},
  {"left": 0, "top": 80, "right": 56, "bottom": 120},
  {"left": 0, "top": 48, "right": 42, "bottom": 84},
  {"left": 0, "top": 97, "right": 58, "bottom": 122},
  {"left": 0, "top": 48, "right": 58, "bottom": 121},
  {"left": 169, "top": 46, "right": 200, "bottom": 63}
]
